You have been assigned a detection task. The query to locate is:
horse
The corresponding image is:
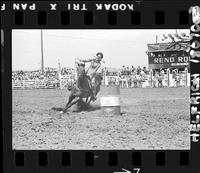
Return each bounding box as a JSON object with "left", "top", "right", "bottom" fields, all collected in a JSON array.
[{"left": 60, "top": 73, "right": 103, "bottom": 113}]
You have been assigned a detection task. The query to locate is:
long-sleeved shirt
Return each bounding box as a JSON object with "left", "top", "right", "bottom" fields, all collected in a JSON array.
[
  {"left": 79, "top": 56, "right": 101, "bottom": 67},
  {"left": 77, "top": 56, "right": 102, "bottom": 76}
]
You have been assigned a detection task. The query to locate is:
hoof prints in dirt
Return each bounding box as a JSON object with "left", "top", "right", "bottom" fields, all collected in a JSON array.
[{"left": 13, "top": 87, "right": 190, "bottom": 149}]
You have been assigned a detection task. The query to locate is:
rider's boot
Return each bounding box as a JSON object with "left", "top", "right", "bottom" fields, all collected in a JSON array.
[
  {"left": 91, "top": 94, "right": 97, "bottom": 101},
  {"left": 77, "top": 78, "right": 82, "bottom": 89},
  {"left": 86, "top": 75, "right": 97, "bottom": 101},
  {"left": 91, "top": 85, "right": 97, "bottom": 101},
  {"left": 90, "top": 95, "right": 97, "bottom": 101}
]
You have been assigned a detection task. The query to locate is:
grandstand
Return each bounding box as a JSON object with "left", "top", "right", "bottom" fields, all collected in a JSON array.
[{"left": 12, "top": 67, "right": 76, "bottom": 89}]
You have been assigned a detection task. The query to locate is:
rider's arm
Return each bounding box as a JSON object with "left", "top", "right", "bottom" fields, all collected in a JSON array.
[{"left": 81, "top": 57, "right": 96, "bottom": 63}]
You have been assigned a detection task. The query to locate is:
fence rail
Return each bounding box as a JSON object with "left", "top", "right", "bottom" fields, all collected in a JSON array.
[{"left": 12, "top": 79, "right": 59, "bottom": 89}]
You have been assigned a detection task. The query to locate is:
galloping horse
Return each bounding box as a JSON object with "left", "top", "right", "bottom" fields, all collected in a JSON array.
[{"left": 61, "top": 73, "right": 103, "bottom": 113}]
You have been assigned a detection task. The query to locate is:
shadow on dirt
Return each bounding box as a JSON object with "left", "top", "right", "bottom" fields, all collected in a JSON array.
[
  {"left": 51, "top": 101, "right": 101, "bottom": 113},
  {"left": 86, "top": 105, "right": 101, "bottom": 112},
  {"left": 51, "top": 107, "right": 64, "bottom": 111}
]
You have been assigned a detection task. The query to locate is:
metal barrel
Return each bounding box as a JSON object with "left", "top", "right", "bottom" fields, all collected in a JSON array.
[{"left": 100, "top": 85, "right": 121, "bottom": 115}]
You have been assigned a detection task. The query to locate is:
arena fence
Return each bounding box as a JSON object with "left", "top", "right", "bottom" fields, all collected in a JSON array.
[
  {"left": 59, "top": 75, "right": 76, "bottom": 89},
  {"left": 12, "top": 71, "right": 190, "bottom": 89},
  {"left": 12, "top": 79, "right": 60, "bottom": 89},
  {"left": 103, "top": 71, "right": 190, "bottom": 88}
]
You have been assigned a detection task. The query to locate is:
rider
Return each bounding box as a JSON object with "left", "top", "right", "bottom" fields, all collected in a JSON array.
[{"left": 75, "top": 52, "right": 104, "bottom": 100}]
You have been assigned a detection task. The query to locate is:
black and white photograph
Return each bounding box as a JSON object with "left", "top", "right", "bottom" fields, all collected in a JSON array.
[{"left": 12, "top": 29, "right": 190, "bottom": 150}]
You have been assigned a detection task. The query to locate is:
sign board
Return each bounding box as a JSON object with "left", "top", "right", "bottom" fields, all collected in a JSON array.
[{"left": 148, "top": 51, "right": 190, "bottom": 69}]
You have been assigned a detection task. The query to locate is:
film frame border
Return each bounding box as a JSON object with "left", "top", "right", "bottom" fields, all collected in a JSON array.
[{"left": 1, "top": 1, "right": 200, "bottom": 173}]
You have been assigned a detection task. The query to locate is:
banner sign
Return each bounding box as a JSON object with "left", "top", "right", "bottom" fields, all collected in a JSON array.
[{"left": 148, "top": 51, "right": 190, "bottom": 69}]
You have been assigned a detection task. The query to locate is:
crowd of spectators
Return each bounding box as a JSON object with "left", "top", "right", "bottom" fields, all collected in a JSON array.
[
  {"left": 103, "top": 66, "right": 189, "bottom": 88},
  {"left": 12, "top": 66, "right": 189, "bottom": 89},
  {"left": 12, "top": 66, "right": 181, "bottom": 81},
  {"left": 12, "top": 70, "right": 43, "bottom": 81},
  {"left": 119, "top": 66, "right": 186, "bottom": 77},
  {"left": 12, "top": 67, "right": 77, "bottom": 81},
  {"left": 12, "top": 68, "right": 59, "bottom": 81},
  {"left": 120, "top": 65, "right": 149, "bottom": 76},
  {"left": 61, "top": 67, "right": 75, "bottom": 75}
]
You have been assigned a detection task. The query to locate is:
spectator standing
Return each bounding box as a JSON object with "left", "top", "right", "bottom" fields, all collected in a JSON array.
[
  {"left": 131, "top": 65, "right": 135, "bottom": 74},
  {"left": 137, "top": 66, "right": 141, "bottom": 75}
]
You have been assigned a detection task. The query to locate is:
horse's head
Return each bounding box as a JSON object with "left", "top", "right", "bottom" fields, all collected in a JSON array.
[{"left": 67, "top": 83, "right": 73, "bottom": 91}]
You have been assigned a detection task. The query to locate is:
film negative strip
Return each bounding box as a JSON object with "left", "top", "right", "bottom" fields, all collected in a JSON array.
[{"left": 1, "top": 1, "right": 200, "bottom": 173}]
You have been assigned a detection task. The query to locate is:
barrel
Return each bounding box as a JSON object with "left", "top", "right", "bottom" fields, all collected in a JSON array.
[{"left": 100, "top": 85, "right": 121, "bottom": 115}]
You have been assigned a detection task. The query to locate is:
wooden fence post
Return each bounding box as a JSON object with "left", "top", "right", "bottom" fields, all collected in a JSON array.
[
  {"left": 167, "top": 68, "right": 170, "bottom": 87},
  {"left": 102, "top": 71, "right": 106, "bottom": 85},
  {"left": 150, "top": 69, "right": 153, "bottom": 88}
]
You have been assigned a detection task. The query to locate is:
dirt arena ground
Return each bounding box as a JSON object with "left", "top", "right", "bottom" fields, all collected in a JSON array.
[{"left": 12, "top": 87, "right": 190, "bottom": 150}]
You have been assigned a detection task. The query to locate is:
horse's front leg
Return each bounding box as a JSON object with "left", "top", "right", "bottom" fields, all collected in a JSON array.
[
  {"left": 62, "top": 94, "right": 75, "bottom": 113},
  {"left": 63, "top": 98, "right": 81, "bottom": 113},
  {"left": 85, "top": 96, "right": 89, "bottom": 103},
  {"left": 87, "top": 96, "right": 93, "bottom": 105}
]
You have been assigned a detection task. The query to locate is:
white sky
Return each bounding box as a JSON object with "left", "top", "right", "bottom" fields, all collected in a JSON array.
[{"left": 12, "top": 29, "right": 189, "bottom": 71}]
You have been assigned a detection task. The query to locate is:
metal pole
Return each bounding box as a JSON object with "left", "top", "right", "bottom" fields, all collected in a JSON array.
[
  {"left": 156, "top": 35, "right": 158, "bottom": 43},
  {"left": 58, "top": 59, "right": 61, "bottom": 73},
  {"left": 185, "top": 67, "right": 188, "bottom": 87},
  {"left": 41, "top": 30, "right": 44, "bottom": 73},
  {"left": 167, "top": 68, "right": 170, "bottom": 87}
]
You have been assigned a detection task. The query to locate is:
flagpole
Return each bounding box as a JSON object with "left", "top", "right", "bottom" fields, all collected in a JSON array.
[
  {"left": 41, "top": 29, "right": 44, "bottom": 73},
  {"left": 57, "top": 59, "right": 61, "bottom": 81},
  {"left": 58, "top": 59, "right": 61, "bottom": 73}
]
